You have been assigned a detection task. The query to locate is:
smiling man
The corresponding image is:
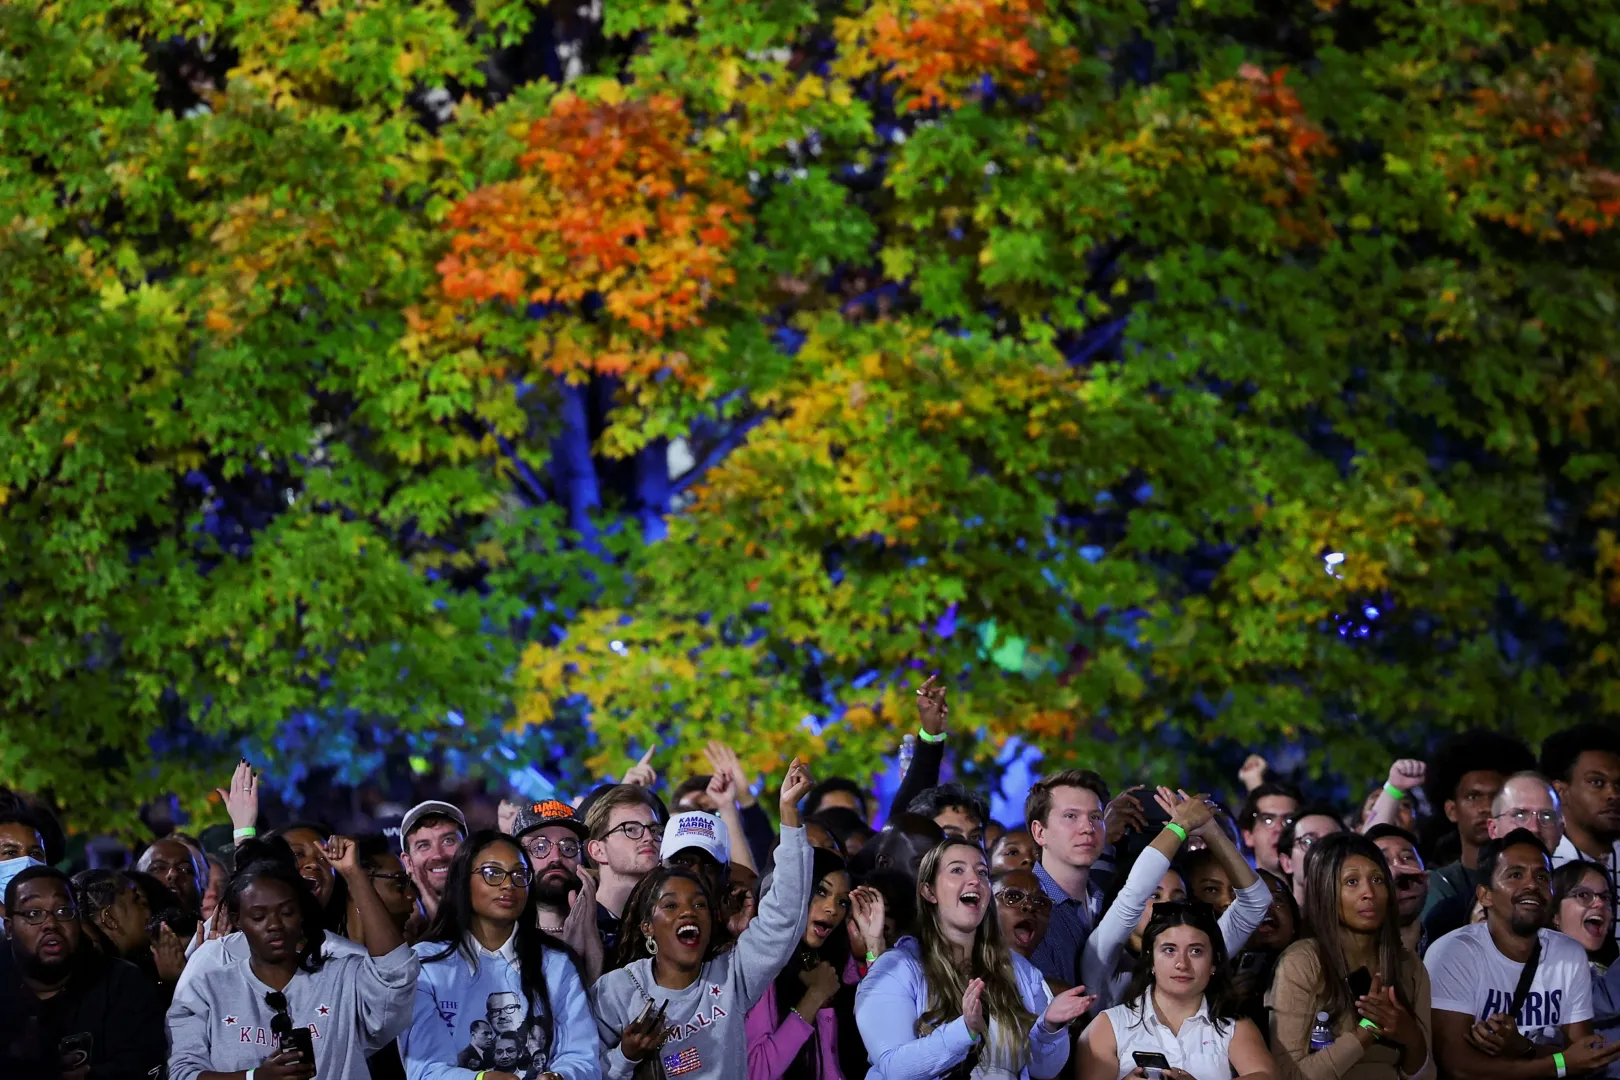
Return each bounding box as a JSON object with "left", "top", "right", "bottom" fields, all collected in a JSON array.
[
  {"left": 0, "top": 866, "right": 167, "bottom": 1078},
  {"left": 399, "top": 800, "right": 467, "bottom": 921},
  {"left": 1425, "top": 830, "right": 1620, "bottom": 1080}
]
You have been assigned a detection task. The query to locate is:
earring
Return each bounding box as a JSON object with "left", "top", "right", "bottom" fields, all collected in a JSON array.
[{"left": 646, "top": 935, "right": 658, "bottom": 956}]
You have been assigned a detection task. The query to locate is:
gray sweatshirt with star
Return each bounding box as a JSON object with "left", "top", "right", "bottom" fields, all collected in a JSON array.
[
  {"left": 167, "top": 932, "right": 419, "bottom": 1080},
  {"left": 589, "top": 826, "right": 812, "bottom": 1080}
]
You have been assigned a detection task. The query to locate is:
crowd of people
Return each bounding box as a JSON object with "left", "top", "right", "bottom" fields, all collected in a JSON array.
[{"left": 5, "top": 680, "right": 1620, "bottom": 1080}]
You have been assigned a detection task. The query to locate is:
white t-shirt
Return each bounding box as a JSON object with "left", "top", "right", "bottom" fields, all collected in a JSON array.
[{"left": 1425, "top": 923, "right": 1594, "bottom": 1043}]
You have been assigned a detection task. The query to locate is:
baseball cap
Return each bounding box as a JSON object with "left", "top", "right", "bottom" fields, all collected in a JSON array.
[
  {"left": 511, "top": 799, "right": 588, "bottom": 842},
  {"left": 660, "top": 811, "right": 730, "bottom": 865},
  {"left": 398, "top": 801, "right": 467, "bottom": 851}
]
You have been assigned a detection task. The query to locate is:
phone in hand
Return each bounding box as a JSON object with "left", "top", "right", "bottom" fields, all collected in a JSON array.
[
  {"left": 1133, "top": 1050, "right": 1171, "bottom": 1079},
  {"left": 59, "top": 1032, "right": 93, "bottom": 1071},
  {"left": 280, "top": 1026, "right": 316, "bottom": 1075},
  {"left": 1349, "top": 967, "right": 1373, "bottom": 999}
]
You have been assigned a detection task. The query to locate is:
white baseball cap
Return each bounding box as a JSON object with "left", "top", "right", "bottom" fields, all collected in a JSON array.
[{"left": 660, "top": 811, "right": 730, "bottom": 865}]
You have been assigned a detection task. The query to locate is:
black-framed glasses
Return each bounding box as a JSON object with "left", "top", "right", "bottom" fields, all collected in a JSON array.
[
  {"left": 12, "top": 905, "right": 77, "bottom": 926},
  {"left": 476, "top": 865, "right": 533, "bottom": 888},
  {"left": 604, "top": 821, "right": 663, "bottom": 842},
  {"left": 522, "top": 837, "right": 581, "bottom": 860},
  {"left": 994, "top": 888, "right": 1054, "bottom": 913}
]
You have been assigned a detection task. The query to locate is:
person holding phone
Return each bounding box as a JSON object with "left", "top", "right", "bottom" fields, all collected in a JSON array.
[
  {"left": 1267, "top": 833, "right": 1432, "bottom": 1080},
  {"left": 1078, "top": 901, "right": 1274, "bottom": 1080},
  {"left": 167, "top": 837, "right": 420, "bottom": 1080},
  {"left": 855, "top": 837, "right": 1097, "bottom": 1080},
  {"left": 591, "top": 759, "right": 817, "bottom": 1080}
]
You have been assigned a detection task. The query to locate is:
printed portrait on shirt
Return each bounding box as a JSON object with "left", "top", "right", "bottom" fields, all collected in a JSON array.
[{"left": 453, "top": 993, "right": 552, "bottom": 1075}]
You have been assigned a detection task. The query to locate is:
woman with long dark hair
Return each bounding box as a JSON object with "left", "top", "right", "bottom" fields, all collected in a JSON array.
[
  {"left": 1267, "top": 833, "right": 1430, "bottom": 1080},
  {"left": 167, "top": 836, "right": 420, "bottom": 1080},
  {"left": 1079, "top": 902, "right": 1274, "bottom": 1080},
  {"left": 745, "top": 847, "right": 886, "bottom": 1080},
  {"left": 1550, "top": 862, "right": 1620, "bottom": 1059},
  {"left": 591, "top": 760, "right": 816, "bottom": 1080},
  {"left": 399, "top": 828, "right": 595, "bottom": 1080},
  {"left": 856, "top": 837, "right": 1096, "bottom": 1080}
]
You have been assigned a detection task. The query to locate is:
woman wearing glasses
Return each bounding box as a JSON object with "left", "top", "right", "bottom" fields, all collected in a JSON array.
[
  {"left": 1551, "top": 862, "right": 1620, "bottom": 1060},
  {"left": 1079, "top": 901, "right": 1274, "bottom": 1080},
  {"left": 167, "top": 837, "right": 421, "bottom": 1080},
  {"left": 400, "top": 828, "right": 596, "bottom": 1080},
  {"left": 1267, "top": 833, "right": 1430, "bottom": 1080}
]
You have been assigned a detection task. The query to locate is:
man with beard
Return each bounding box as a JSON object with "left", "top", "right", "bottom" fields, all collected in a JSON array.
[
  {"left": 1426, "top": 831, "right": 1620, "bottom": 1080},
  {"left": 511, "top": 799, "right": 602, "bottom": 983},
  {"left": 398, "top": 800, "right": 466, "bottom": 922},
  {"left": 0, "top": 866, "right": 167, "bottom": 1079},
  {"left": 133, "top": 835, "right": 207, "bottom": 915},
  {"left": 1368, "top": 824, "right": 1431, "bottom": 956},
  {"left": 1542, "top": 726, "right": 1620, "bottom": 944}
]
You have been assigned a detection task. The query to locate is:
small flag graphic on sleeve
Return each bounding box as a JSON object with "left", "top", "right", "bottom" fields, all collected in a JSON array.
[{"left": 663, "top": 1047, "right": 703, "bottom": 1076}]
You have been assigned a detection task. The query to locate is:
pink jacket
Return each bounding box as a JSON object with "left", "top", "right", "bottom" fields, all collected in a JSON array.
[{"left": 745, "top": 958, "right": 861, "bottom": 1080}]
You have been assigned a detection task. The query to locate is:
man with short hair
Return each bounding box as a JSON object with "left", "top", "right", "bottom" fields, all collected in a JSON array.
[
  {"left": 1541, "top": 725, "right": 1620, "bottom": 912},
  {"left": 356, "top": 834, "right": 419, "bottom": 940},
  {"left": 1025, "top": 768, "right": 1110, "bottom": 987},
  {"left": 1277, "top": 806, "right": 1344, "bottom": 908},
  {"left": 803, "top": 777, "right": 872, "bottom": 823},
  {"left": 584, "top": 785, "right": 664, "bottom": 953},
  {"left": 0, "top": 866, "right": 168, "bottom": 1078},
  {"left": 1237, "top": 781, "right": 1302, "bottom": 875},
  {"left": 398, "top": 800, "right": 467, "bottom": 921},
  {"left": 1488, "top": 773, "right": 1565, "bottom": 853},
  {"left": 134, "top": 835, "right": 207, "bottom": 914},
  {"left": 906, "top": 782, "right": 989, "bottom": 847},
  {"left": 865, "top": 813, "right": 945, "bottom": 882},
  {"left": 1423, "top": 731, "right": 1535, "bottom": 944},
  {"left": 1425, "top": 830, "right": 1620, "bottom": 1080},
  {"left": 1368, "top": 824, "right": 1430, "bottom": 955}
]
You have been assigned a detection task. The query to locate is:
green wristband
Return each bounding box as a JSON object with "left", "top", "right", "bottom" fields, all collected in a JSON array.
[
  {"left": 917, "top": 728, "right": 946, "bottom": 744},
  {"left": 1359, "top": 1018, "right": 1380, "bottom": 1031},
  {"left": 866, "top": 951, "right": 878, "bottom": 963},
  {"left": 1383, "top": 782, "right": 1405, "bottom": 800},
  {"left": 1554, "top": 1053, "right": 1567, "bottom": 1079},
  {"left": 1164, "top": 822, "right": 1188, "bottom": 841}
]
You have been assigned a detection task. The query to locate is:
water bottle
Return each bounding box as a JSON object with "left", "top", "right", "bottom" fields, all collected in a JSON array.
[
  {"left": 1309, "top": 1012, "right": 1334, "bottom": 1053},
  {"left": 899, "top": 732, "right": 916, "bottom": 778}
]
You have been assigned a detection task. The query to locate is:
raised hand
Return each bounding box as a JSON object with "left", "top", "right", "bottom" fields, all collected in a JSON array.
[
  {"left": 1105, "top": 786, "right": 1148, "bottom": 846},
  {"left": 916, "top": 673, "right": 948, "bottom": 736},
  {"left": 1041, "top": 984, "right": 1098, "bottom": 1029},
  {"left": 961, "top": 977, "right": 986, "bottom": 1036},
  {"left": 559, "top": 869, "right": 603, "bottom": 982},
  {"left": 1237, "top": 754, "right": 1268, "bottom": 792},
  {"left": 1155, "top": 787, "right": 1214, "bottom": 836},
  {"left": 1386, "top": 759, "right": 1426, "bottom": 794},
  {"left": 216, "top": 759, "right": 260, "bottom": 836},
  {"left": 779, "top": 758, "right": 813, "bottom": 828},
  {"left": 153, "top": 924, "right": 188, "bottom": 983},
  {"left": 850, "top": 885, "right": 888, "bottom": 959},
  {"left": 706, "top": 741, "right": 756, "bottom": 807},
  {"left": 624, "top": 746, "right": 658, "bottom": 788},
  {"left": 497, "top": 799, "right": 522, "bottom": 834},
  {"left": 323, "top": 835, "right": 362, "bottom": 877}
]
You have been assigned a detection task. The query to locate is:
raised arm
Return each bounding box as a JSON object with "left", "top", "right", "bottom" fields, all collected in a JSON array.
[
  {"left": 887, "top": 674, "right": 947, "bottom": 819},
  {"left": 1362, "top": 761, "right": 1425, "bottom": 833},
  {"left": 733, "top": 760, "right": 815, "bottom": 1006}
]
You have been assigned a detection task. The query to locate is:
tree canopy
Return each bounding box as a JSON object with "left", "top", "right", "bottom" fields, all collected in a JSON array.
[{"left": 3, "top": 0, "right": 1618, "bottom": 828}]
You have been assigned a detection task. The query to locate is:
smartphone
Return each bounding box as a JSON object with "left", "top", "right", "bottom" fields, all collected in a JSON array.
[
  {"left": 281, "top": 1027, "right": 316, "bottom": 1075},
  {"left": 1134, "top": 1049, "right": 1172, "bottom": 1075},
  {"left": 1349, "top": 968, "right": 1373, "bottom": 999},
  {"left": 59, "top": 1033, "right": 93, "bottom": 1070}
]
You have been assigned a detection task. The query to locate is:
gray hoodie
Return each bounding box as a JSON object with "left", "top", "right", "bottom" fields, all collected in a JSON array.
[
  {"left": 167, "top": 932, "right": 420, "bottom": 1080},
  {"left": 590, "top": 826, "right": 812, "bottom": 1080}
]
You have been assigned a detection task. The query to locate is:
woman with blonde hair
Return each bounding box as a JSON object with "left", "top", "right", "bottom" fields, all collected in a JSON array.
[{"left": 855, "top": 837, "right": 1096, "bottom": 1080}]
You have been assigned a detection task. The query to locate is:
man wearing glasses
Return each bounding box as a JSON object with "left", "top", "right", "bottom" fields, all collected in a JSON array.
[
  {"left": 512, "top": 799, "right": 603, "bottom": 982},
  {"left": 583, "top": 786, "right": 666, "bottom": 955},
  {"left": 1487, "top": 773, "right": 1565, "bottom": 853},
  {"left": 0, "top": 866, "right": 166, "bottom": 1079}
]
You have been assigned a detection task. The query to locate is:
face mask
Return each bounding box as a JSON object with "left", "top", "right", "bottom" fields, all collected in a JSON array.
[{"left": 0, "top": 856, "right": 46, "bottom": 921}]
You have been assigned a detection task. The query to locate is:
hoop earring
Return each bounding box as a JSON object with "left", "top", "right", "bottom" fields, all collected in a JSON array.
[{"left": 646, "top": 935, "right": 658, "bottom": 956}]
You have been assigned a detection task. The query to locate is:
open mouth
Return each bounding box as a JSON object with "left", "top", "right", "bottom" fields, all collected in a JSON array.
[
  {"left": 1259, "top": 911, "right": 1280, "bottom": 931},
  {"left": 959, "top": 888, "right": 983, "bottom": 912},
  {"left": 1585, "top": 913, "right": 1607, "bottom": 933},
  {"left": 37, "top": 933, "right": 64, "bottom": 956},
  {"left": 1514, "top": 895, "right": 1544, "bottom": 912},
  {"left": 675, "top": 923, "right": 702, "bottom": 947},
  {"left": 1010, "top": 919, "right": 1036, "bottom": 947},
  {"left": 809, "top": 919, "right": 836, "bottom": 940}
]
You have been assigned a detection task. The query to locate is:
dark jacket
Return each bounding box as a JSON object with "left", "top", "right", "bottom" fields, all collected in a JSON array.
[
  {"left": 0, "top": 946, "right": 167, "bottom": 1080},
  {"left": 1421, "top": 860, "right": 1482, "bottom": 944}
]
